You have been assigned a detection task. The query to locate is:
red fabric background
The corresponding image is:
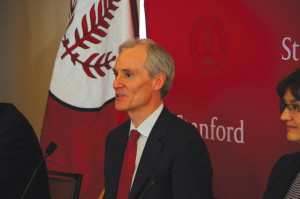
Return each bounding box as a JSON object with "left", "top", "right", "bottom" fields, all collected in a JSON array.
[
  {"left": 41, "top": 96, "right": 128, "bottom": 199},
  {"left": 145, "top": 0, "right": 300, "bottom": 198}
]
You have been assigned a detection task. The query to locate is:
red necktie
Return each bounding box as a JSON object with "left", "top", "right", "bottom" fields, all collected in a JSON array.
[{"left": 116, "top": 130, "right": 140, "bottom": 199}]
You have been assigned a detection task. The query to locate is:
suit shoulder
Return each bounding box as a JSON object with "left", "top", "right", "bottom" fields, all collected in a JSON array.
[
  {"left": 108, "top": 120, "right": 130, "bottom": 136},
  {"left": 286, "top": 152, "right": 300, "bottom": 159},
  {"left": 167, "top": 113, "right": 200, "bottom": 139},
  {"left": 166, "top": 115, "right": 208, "bottom": 157},
  {"left": 268, "top": 152, "right": 300, "bottom": 178},
  {"left": 0, "top": 103, "right": 20, "bottom": 118},
  {"left": 0, "top": 103, "right": 36, "bottom": 137},
  {"left": 275, "top": 152, "right": 300, "bottom": 166}
]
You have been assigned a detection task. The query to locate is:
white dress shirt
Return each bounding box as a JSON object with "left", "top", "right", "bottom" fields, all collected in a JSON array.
[{"left": 129, "top": 103, "right": 164, "bottom": 187}]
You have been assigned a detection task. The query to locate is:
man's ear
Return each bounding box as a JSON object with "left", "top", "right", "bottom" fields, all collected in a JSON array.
[{"left": 152, "top": 73, "right": 166, "bottom": 91}]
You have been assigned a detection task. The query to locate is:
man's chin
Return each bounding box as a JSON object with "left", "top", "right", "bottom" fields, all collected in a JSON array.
[{"left": 115, "top": 105, "right": 127, "bottom": 112}]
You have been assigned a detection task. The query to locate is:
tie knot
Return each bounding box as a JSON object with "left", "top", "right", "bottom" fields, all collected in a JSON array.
[{"left": 129, "top": 130, "right": 140, "bottom": 142}]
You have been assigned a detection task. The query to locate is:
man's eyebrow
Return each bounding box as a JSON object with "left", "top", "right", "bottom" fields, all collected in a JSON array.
[
  {"left": 112, "top": 67, "right": 133, "bottom": 73},
  {"left": 121, "top": 68, "right": 133, "bottom": 73}
]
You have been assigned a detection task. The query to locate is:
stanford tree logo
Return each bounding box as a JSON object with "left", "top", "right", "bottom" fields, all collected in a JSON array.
[
  {"left": 61, "top": 0, "right": 120, "bottom": 78},
  {"left": 190, "top": 15, "right": 228, "bottom": 76}
]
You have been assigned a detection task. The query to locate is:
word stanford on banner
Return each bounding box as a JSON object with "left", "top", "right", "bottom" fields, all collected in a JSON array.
[
  {"left": 177, "top": 115, "right": 245, "bottom": 144},
  {"left": 282, "top": 37, "right": 300, "bottom": 61}
]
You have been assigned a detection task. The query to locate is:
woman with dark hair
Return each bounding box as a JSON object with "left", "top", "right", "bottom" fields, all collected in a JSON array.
[{"left": 263, "top": 68, "right": 300, "bottom": 199}]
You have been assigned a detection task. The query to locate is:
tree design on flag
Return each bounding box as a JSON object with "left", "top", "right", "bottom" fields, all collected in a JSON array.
[
  {"left": 61, "top": 0, "right": 120, "bottom": 78},
  {"left": 66, "top": 0, "right": 78, "bottom": 29}
]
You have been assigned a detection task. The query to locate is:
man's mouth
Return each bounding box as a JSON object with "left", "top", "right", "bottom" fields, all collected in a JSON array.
[{"left": 116, "top": 94, "right": 125, "bottom": 99}]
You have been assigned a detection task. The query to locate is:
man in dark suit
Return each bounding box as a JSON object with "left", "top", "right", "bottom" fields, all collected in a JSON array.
[
  {"left": 0, "top": 103, "right": 51, "bottom": 199},
  {"left": 263, "top": 68, "right": 300, "bottom": 199},
  {"left": 104, "top": 39, "right": 213, "bottom": 199}
]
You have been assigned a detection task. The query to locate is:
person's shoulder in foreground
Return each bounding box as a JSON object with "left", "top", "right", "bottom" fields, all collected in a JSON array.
[{"left": 0, "top": 103, "right": 51, "bottom": 199}]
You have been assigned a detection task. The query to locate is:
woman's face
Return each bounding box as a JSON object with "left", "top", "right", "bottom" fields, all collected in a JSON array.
[{"left": 280, "top": 88, "right": 300, "bottom": 144}]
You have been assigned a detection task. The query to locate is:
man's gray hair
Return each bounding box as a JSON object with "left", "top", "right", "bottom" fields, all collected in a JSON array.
[{"left": 119, "top": 38, "right": 175, "bottom": 99}]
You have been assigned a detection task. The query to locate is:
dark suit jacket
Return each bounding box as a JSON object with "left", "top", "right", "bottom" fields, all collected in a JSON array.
[
  {"left": 0, "top": 103, "right": 51, "bottom": 199},
  {"left": 104, "top": 106, "right": 213, "bottom": 199},
  {"left": 263, "top": 152, "right": 300, "bottom": 199}
]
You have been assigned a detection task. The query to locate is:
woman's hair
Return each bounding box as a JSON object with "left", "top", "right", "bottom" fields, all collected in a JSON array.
[{"left": 276, "top": 68, "right": 300, "bottom": 100}]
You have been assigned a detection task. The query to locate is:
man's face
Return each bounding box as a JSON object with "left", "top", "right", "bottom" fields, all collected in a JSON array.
[
  {"left": 281, "top": 88, "right": 300, "bottom": 144},
  {"left": 112, "top": 44, "right": 155, "bottom": 114}
]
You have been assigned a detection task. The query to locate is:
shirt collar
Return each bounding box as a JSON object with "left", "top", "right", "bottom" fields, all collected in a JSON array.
[{"left": 130, "top": 103, "right": 164, "bottom": 138}]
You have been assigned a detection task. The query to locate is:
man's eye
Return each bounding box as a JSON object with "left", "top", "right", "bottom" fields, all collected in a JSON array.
[
  {"left": 126, "top": 73, "right": 132, "bottom": 78},
  {"left": 113, "top": 73, "right": 118, "bottom": 77}
]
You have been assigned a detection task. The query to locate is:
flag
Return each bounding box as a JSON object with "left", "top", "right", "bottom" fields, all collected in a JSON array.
[{"left": 40, "top": 0, "right": 135, "bottom": 198}]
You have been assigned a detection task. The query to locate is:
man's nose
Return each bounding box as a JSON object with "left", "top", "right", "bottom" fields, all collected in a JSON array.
[{"left": 113, "top": 75, "right": 122, "bottom": 89}]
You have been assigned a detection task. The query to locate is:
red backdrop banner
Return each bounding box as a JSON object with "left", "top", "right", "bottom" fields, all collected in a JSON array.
[{"left": 145, "top": 0, "right": 300, "bottom": 198}]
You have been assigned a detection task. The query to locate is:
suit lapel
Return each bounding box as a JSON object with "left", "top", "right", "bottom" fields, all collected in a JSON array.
[{"left": 129, "top": 107, "right": 173, "bottom": 198}]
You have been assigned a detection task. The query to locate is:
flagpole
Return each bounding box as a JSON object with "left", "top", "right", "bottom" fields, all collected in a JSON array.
[{"left": 139, "top": 0, "right": 147, "bottom": 38}]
